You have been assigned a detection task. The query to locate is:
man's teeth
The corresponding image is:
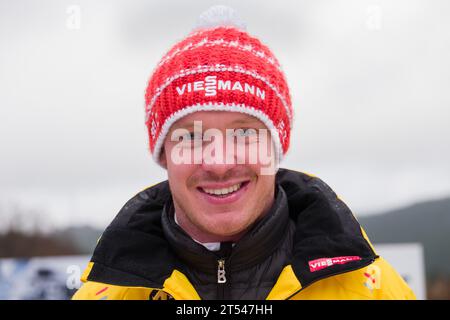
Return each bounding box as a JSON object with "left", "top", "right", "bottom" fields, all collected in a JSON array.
[{"left": 203, "top": 183, "right": 242, "bottom": 196}]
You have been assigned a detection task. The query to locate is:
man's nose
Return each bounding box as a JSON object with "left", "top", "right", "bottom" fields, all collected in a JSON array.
[
  {"left": 200, "top": 137, "right": 239, "bottom": 177},
  {"left": 201, "top": 160, "right": 238, "bottom": 178}
]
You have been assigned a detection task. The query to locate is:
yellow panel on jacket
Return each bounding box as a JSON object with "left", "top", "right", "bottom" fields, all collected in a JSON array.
[
  {"left": 274, "top": 257, "right": 416, "bottom": 300},
  {"left": 73, "top": 257, "right": 415, "bottom": 300}
]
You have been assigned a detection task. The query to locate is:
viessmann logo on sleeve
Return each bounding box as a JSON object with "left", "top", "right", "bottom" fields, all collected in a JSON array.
[
  {"left": 176, "top": 75, "right": 266, "bottom": 100},
  {"left": 308, "top": 256, "right": 362, "bottom": 272}
]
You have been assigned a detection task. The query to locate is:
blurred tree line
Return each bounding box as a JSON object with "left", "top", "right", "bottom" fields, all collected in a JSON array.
[{"left": 0, "top": 208, "right": 80, "bottom": 258}]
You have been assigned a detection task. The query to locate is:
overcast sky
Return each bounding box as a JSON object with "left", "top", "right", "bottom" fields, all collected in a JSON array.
[{"left": 1, "top": 0, "right": 449, "bottom": 231}]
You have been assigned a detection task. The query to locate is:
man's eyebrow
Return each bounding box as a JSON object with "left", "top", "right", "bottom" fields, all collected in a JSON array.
[
  {"left": 171, "top": 118, "right": 263, "bottom": 130},
  {"left": 230, "top": 119, "right": 263, "bottom": 126},
  {"left": 172, "top": 122, "right": 195, "bottom": 130}
]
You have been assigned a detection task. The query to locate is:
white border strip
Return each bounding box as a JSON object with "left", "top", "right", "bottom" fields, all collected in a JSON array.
[
  {"left": 156, "top": 38, "right": 283, "bottom": 72},
  {"left": 145, "top": 64, "right": 292, "bottom": 126},
  {"left": 152, "top": 102, "right": 284, "bottom": 168}
]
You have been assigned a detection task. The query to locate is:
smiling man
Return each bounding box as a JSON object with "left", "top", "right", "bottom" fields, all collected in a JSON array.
[{"left": 73, "top": 6, "right": 415, "bottom": 300}]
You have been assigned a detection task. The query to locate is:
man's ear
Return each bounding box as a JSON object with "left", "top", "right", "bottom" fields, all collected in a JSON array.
[{"left": 159, "top": 146, "right": 168, "bottom": 169}]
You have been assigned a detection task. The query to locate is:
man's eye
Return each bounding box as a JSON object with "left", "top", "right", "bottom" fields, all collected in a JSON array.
[
  {"left": 183, "top": 132, "right": 202, "bottom": 140},
  {"left": 233, "top": 128, "right": 257, "bottom": 137}
]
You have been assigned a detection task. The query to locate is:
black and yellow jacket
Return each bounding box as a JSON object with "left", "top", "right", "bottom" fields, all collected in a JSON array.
[{"left": 73, "top": 169, "right": 416, "bottom": 300}]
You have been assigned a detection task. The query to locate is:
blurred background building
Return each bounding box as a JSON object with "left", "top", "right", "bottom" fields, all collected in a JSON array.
[{"left": 1, "top": 0, "right": 449, "bottom": 299}]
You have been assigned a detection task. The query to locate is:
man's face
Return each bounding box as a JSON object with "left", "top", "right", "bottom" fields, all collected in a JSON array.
[{"left": 160, "top": 111, "right": 276, "bottom": 241}]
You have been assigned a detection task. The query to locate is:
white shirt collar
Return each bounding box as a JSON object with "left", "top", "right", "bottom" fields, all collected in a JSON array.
[{"left": 174, "top": 212, "right": 222, "bottom": 251}]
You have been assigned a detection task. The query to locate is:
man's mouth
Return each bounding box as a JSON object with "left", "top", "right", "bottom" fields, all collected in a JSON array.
[{"left": 197, "top": 181, "right": 250, "bottom": 198}]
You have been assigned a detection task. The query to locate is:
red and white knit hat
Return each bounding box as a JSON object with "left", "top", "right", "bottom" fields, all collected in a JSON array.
[{"left": 144, "top": 6, "right": 293, "bottom": 165}]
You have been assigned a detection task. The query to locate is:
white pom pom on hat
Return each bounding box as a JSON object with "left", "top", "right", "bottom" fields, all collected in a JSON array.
[{"left": 194, "top": 5, "right": 247, "bottom": 31}]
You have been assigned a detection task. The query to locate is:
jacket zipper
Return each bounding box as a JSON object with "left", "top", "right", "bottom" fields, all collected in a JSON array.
[
  {"left": 217, "top": 258, "right": 227, "bottom": 299},
  {"left": 216, "top": 242, "right": 233, "bottom": 300}
]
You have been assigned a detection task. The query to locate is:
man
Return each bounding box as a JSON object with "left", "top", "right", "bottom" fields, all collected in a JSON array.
[{"left": 73, "top": 6, "right": 415, "bottom": 300}]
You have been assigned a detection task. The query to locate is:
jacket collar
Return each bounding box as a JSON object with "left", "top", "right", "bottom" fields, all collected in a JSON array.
[
  {"left": 86, "top": 168, "right": 377, "bottom": 289},
  {"left": 276, "top": 169, "right": 377, "bottom": 289},
  {"left": 160, "top": 185, "right": 291, "bottom": 274}
]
